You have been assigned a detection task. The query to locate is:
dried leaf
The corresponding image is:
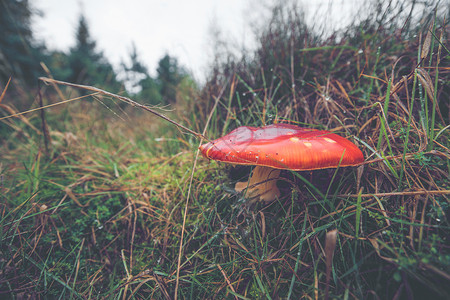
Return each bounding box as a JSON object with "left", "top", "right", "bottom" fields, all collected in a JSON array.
[
  {"left": 325, "top": 229, "right": 338, "bottom": 266},
  {"left": 0, "top": 77, "right": 11, "bottom": 104},
  {"left": 64, "top": 186, "right": 87, "bottom": 207},
  {"left": 416, "top": 68, "right": 435, "bottom": 100},
  {"left": 259, "top": 211, "right": 266, "bottom": 240},
  {"left": 325, "top": 229, "right": 338, "bottom": 300},
  {"left": 368, "top": 238, "right": 395, "bottom": 263},
  {"left": 421, "top": 21, "right": 434, "bottom": 60}
]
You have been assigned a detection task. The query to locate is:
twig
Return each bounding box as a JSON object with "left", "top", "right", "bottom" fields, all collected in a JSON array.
[
  {"left": 0, "top": 77, "right": 11, "bottom": 104},
  {"left": 217, "top": 264, "right": 238, "bottom": 299},
  {"left": 339, "top": 190, "right": 450, "bottom": 198},
  {"left": 38, "top": 82, "right": 52, "bottom": 155},
  {"left": 39, "top": 77, "right": 209, "bottom": 141},
  {"left": 173, "top": 79, "right": 228, "bottom": 299},
  {"left": 0, "top": 93, "right": 99, "bottom": 121},
  {"left": 359, "top": 150, "right": 449, "bottom": 166},
  {"left": 40, "top": 62, "right": 67, "bottom": 101}
]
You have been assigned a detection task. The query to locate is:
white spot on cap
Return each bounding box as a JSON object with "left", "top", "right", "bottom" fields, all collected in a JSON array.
[
  {"left": 324, "top": 137, "right": 337, "bottom": 143},
  {"left": 304, "top": 142, "right": 312, "bottom": 148},
  {"left": 290, "top": 137, "right": 300, "bottom": 142}
]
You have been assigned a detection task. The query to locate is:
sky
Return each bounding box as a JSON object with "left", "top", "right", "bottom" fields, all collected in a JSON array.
[
  {"left": 32, "top": 0, "right": 258, "bottom": 82},
  {"left": 32, "top": 0, "right": 360, "bottom": 83}
]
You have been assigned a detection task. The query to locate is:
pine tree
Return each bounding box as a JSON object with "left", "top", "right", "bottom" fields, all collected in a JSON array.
[
  {"left": 67, "top": 14, "right": 120, "bottom": 90},
  {"left": 121, "top": 43, "right": 162, "bottom": 105},
  {"left": 121, "top": 43, "right": 149, "bottom": 93},
  {"left": 156, "top": 54, "right": 186, "bottom": 104},
  {"left": 0, "top": 0, "right": 43, "bottom": 85}
]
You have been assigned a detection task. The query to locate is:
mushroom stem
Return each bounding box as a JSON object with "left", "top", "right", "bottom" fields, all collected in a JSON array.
[{"left": 235, "top": 166, "right": 281, "bottom": 202}]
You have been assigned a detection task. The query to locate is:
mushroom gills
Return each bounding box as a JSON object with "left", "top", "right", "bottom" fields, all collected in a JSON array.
[{"left": 235, "top": 166, "right": 281, "bottom": 203}]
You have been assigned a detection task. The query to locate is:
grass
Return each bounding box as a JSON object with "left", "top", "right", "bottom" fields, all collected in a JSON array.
[{"left": 1, "top": 2, "right": 449, "bottom": 299}]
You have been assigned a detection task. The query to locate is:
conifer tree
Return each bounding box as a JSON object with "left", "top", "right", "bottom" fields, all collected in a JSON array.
[
  {"left": 67, "top": 14, "right": 120, "bottom": 90},
  {"left": 0, "top": 0, "right": 43, "bottom": 85},
  {"left": 156, "top": 54, "right": 186, "bottom": 104},
  {"left": 121, "top": 43, "right": 162, "bottom": 105}
]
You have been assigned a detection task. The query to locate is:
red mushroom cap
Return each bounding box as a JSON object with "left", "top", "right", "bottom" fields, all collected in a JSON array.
[{"left": 200, "top": 124, "right": 364, "bottom": 170}]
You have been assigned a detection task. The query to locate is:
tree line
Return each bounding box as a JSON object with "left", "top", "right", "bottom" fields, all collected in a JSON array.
[{"left": 0, "top": 0, "right": 189, "bottom": 105}]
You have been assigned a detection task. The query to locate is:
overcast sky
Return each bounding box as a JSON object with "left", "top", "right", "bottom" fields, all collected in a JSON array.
[
  {"left": 32, "top": 1, "right": 359, "bottom": 82},
  {"left": 32, "top": 0, "right": 261, "bottom": 82}
]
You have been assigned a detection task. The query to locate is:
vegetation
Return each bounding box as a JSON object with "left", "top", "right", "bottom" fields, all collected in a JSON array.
[
  {"left": 1, "top": 0, "right": 449, "bottom": 299},
  {"left": 0, "top": 0, "right": 45, "bottom": 85}
]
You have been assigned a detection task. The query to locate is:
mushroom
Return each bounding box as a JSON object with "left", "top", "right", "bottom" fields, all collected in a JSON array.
[{"left": 199, "top": 123, "right": 364, "bottom": 202}]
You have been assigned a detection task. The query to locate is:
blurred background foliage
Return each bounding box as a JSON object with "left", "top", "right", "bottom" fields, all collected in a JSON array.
[{"left": 0, "top": 0, "right": 189, "bottom": 107}]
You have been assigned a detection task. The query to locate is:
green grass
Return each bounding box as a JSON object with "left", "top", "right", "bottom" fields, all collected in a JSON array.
[{"left": 1, "top": 3, "right": 449, "bottom": 299}]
